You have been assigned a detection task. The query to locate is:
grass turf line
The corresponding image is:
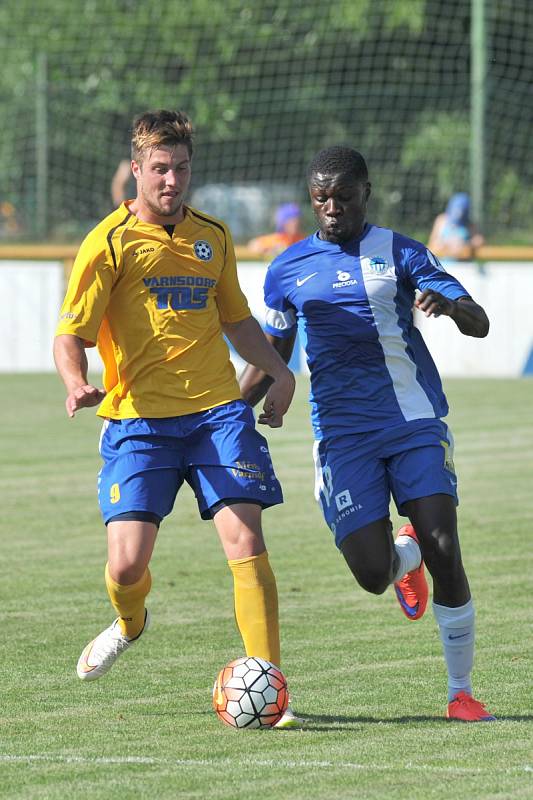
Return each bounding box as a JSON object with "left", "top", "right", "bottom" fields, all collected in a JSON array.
[{"left": 1, "top": 374, "right": 532, "bottom": 800}]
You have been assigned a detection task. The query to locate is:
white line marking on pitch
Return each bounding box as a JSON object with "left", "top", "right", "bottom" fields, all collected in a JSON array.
[{"left": 0, "top": 754, "right": 532, "bottom": 774}]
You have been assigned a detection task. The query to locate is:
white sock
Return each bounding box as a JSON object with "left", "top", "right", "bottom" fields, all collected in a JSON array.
[
  {"left": 432, "top": 598, "right": 475, "bottom": 702},
  {"left": 392, "top": 534, "right": 421, "bottom": 582}
]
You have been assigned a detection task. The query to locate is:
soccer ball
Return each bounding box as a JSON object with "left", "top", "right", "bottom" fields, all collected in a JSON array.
[{"left": 213, "top": 656, "right": 289, "bottom": 729}]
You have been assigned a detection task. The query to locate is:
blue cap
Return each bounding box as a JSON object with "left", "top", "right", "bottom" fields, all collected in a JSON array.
[
  {"left": 446, "top": 193, "right": 470, "bottom": 225},
  {"left": 275, "top": 203, "right": 301, "bottom": 231}
]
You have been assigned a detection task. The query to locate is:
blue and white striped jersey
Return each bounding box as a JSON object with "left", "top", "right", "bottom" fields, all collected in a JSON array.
[{"left": 263, "top": 223, "right": 470, "bottom": 439}]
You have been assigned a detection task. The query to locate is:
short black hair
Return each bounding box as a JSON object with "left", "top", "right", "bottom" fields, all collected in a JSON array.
[{"left": 307, "top": 146, "right": 368, "bottom": 183}]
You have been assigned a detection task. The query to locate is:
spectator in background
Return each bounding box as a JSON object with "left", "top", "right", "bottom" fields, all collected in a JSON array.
[
  {"left": 0, "top": 200, "right": 21, "bottom": 238},
  {"left": 110, "top": 158, "right": 137, "bottom": 207},
  {"left": 248, "top": 202, "right": 305, "bottom": 257},
  {"left": 428, "top": 193, "right": 485, "bottom": 260}
]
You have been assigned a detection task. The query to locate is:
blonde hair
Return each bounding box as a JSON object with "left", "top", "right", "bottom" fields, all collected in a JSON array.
[{"left": 131, "top": 110, "right": 194, "bottom": 163}]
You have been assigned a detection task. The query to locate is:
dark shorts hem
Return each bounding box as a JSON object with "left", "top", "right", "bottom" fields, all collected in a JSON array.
[
  {"left": 396, "top": 489, "right": 459, "bottom": 516},
  {"left": 105, "top": 510, "right": 162, "bottom": 526},
  {"left": 201, "top": 497, "right": 276, "bottom": 521}
]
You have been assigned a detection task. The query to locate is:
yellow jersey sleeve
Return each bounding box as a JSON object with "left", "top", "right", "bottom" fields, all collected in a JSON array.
[{"left": 55, "top": 226, "right": 118, "bottom": 346}]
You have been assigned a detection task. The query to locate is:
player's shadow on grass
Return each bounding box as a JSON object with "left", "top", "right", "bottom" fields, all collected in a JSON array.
[
  {"left": 297, "top": 713, "right": 439, "bottom": 729},
  {"left": 140, "top": 711, "right": 533, "bottom": 726},
  {"left": 297, "top": 713, "right": 533, "bottom": 729}
]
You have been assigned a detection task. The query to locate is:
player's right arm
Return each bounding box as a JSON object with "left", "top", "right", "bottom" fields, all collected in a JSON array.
[
  {"left": 53, "top": 334, "right": 106, "bottom": 418},
  {"left": 53, "top": 225, "right": 117, "bottom": 417}
]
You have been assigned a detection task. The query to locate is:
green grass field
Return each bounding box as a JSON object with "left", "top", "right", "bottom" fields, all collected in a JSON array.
[{"left": 1, "top": 375, "right": 532, "bottom": 799}]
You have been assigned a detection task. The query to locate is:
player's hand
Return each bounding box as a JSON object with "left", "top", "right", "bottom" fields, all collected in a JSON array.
[
  {"left": 415, "top": 290, "right": 455, "bottom": 318},
  {"left": 257, "top": 369, "right": 295, "bottom": 428},
  {"left": 65, "top": 384, "right": 106, "bottom": 417}
]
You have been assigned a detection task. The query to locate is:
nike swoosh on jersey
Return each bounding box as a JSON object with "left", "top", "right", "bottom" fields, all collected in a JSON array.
[
  {"left": 448, "top": 633, "right": 470, "bottom": 640},
  {"left": 296, "top": 272, "right": 318, "bottom": 287}
]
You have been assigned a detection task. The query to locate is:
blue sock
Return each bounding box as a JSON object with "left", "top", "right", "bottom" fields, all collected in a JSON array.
[{"left": 432, "top": 598, "right": 475, "bottom": 702}]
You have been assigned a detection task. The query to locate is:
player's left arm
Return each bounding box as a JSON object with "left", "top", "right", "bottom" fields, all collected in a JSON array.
[
  {"left": 223, "top": 316, "right": 296, "bottom": 428},
  {"left": 415, "top": 292, "right": 489, "bottom": 338},
  {"left": 239, "top": 330, "right": 297, "bottom": 409},
  {"left": 404, "top": 242, "right": 489, "bottom": 338}
]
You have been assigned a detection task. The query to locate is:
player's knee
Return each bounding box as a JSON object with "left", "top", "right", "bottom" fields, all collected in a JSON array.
[
  {"left": 355, "top": 568, "right": 391, "bottom": 595},
  {"left": 108, "top": 561, "right": 147, "bottom": 585},
  {"left": 340, "top": 529, "right": 394, "bottom": 595},
  {"left": 423, "top": 528, "right": 462, "bottom": 576},
  {"left": 343, "top": 557, "right": 392, "bottom": 595}
]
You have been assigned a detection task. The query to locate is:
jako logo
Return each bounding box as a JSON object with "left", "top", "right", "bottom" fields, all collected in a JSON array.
[{"left": 133, "top": 247, "right": 155, "bottom": 257}]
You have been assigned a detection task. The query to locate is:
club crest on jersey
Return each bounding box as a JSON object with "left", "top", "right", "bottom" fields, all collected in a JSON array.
[
  {"left": 194, "top": 240, "right": 213, "bottom": 261},
  {"left": 362, "top": 257, "right": 389, "bottom": 274}
]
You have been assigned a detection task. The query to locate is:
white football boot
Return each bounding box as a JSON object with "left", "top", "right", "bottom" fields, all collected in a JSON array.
[{"left": 77, "top": 609, "right": 150, "bottom": 681}]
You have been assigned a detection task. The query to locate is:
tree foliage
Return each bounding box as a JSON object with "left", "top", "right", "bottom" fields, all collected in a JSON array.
[{"left": 0, "top": 0, "right": 531, "bottom": 242}]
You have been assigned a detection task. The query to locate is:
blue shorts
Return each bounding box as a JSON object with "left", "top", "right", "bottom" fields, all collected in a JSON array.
[
  {"left": 313, "top": 419, "right": 458, "bottom": 548},
  {"left": 97, "top": 401, "right": 283, "bottom": 524}
]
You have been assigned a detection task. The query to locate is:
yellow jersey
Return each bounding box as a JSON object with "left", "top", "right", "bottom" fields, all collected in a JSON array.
[{"left": 55, "top": 203, "right": 251, "bottom": 419}]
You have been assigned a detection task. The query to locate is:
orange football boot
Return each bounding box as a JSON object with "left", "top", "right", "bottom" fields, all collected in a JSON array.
[
  {"left": 393, "top": 524, "right": 428, "bottom": 620},
  {"left": 446, "top": 691, "right": 496, "bottom": 721}
]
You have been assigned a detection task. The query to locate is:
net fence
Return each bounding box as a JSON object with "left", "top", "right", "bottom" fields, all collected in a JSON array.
[{"left": 0, "top": 0, "right": 531, "bottom": 244}]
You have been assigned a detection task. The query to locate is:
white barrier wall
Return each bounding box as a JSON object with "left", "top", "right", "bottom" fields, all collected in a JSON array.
[
  {"left": 415, "top": 262, "right": 533, "bottom": 377},
  {"left": 1, "top": 259, "right": 532, "bottom": 376},
  {"left": 0, "top": 262, "right": 64, "bottom": 371}
]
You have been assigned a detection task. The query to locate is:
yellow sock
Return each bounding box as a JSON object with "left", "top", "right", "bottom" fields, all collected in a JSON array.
[
  {"left": 104, "top": 563, "right": 151, "bottom": 639},
  {"left": 228, "top": 551, "right": 280, "bottom": 667}
]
